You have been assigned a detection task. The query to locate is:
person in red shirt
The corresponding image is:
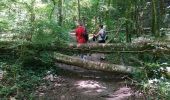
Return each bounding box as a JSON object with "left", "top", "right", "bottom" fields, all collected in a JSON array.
[
  {"left": 75, "top": 21, "right": 88, "bottom": 59},
  {"left": 75, "top": 22, "right": 87, "bottom": 47}
]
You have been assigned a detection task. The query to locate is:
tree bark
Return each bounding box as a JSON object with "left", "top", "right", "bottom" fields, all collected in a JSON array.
[
  {"left": 0, "top": 40, "right": 170, "bottom": 56},
  {"left": 77, "top": 0, "right": 80, "bottom": 21},
  {"left": 151, "top": 0, "right": 160, "bottom": 37},
  {"left": 50, "top": 0, "right": 56, "bottom": 19},
  {"left": 1, "top": 41, "right": 170, "bottom": 54},
  {"left": 58, "top": 0, "right": 63, "bottom": 26},
  {"left": 68, "top": 42, "right": 169, "bottom": 51},
  {"left": 54, "top": 53, "right": 137, "bottom": 74}
]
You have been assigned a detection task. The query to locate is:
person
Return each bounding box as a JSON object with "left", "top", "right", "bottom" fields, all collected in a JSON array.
[
  {"left": 75, "top": 21, "right": 87, "bottom": 59},
  {"left": 93, "top": 25, "right": 106, "bottom": 60},
  {"left": 75, "top": 21, "right": 87, "bottom": 47},
  {"left": 93, "top": 25, "right": 106, "bottom": 43}
]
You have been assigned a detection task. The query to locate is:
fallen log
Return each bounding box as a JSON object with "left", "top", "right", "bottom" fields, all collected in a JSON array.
[
  {"left": 68, "top": 42, "right": 170, "bottom": 50},
  {"left": 54, "top": 53, "right": 139, "bottom": 74},
  {"left": 61, "top": 42, "right": 170, "bottom": 55},
  {"left": 0, "top": 41, "right": 170, "bottom": 55}
]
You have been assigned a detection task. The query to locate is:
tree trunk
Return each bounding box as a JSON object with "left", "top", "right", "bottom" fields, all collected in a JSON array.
[
  {"left": 125, "top": 1, "right": 132, "bottom": 43},
  {"left": 0, "top": 41, "right": 169, "bottom": 55},
  {"left": 95, "top": 0, "right": 100, "bottom": 25},
  {"left": 54, "top": 53, "right": 137, "bottom": 74},
  {"left": 58, "top": 0, "right": 63, "bottom": 26},
  {"left": 27, "top": 0, "right": 35, "bottom": 41},
  {"left": 50, "top": 0, "right": 56, "bottom": 19},
  {"left": 125, "top": 23, "right": 131, "bottom": 43},
  {"left": 159, "top": 0, "right": 166, "bottom": 36},
  {"left": 67, "top": 43, "right": 170, "bottom": 55},
  {"left": 151, "top": 0, "right": 160, "bottom": 37},
  {"left": 77, "top": 0, "right": 80, "bottom": 21}
]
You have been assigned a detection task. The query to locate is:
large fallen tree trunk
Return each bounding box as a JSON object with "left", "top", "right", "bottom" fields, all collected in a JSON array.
[
  {"left": 59, "top": 43, "right": 170, "bottom": 55},
  {"left": 68, "top": 42, "right": 170, "bottom": 50},
  {"left": 0, "top": 41, "right": 170, "bottom": 55},
  {"left": 1, "top": 40, "right": 169, "bottom": 50},
  {"left": 54, "top": 53, "right": 139, "bottom": 74}
]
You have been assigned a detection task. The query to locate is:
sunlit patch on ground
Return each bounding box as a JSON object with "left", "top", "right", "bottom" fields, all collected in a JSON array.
[{"left": 75, "top": 80, "right": 107, "bottom": 95}]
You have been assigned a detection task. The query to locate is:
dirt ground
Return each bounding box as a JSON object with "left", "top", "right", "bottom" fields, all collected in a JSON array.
[
  {"left": 35, "top": 63, "right": 144, "bottom": 100},
  {"left": 35, "top": 34, "right": 144, "bottom": 100}
]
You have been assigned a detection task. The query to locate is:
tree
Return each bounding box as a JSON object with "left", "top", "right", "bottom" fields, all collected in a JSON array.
[
  {"left": 77, "top": 0, "right": 80, "bottom": 21},
  {"left": 151, "top": 0, "right": 160, "bottom": 37},
  {"left": 58, "top": 0, "right": 63, "bottom": 26},
  {"left": 50, "top": 0, "right": 56, "bottom": 19}
]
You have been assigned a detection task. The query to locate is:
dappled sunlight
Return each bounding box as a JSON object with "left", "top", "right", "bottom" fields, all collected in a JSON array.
[
  {"left": 75, "top": 80, "right": 106, "bottom": 89},
  {"left": 81, "top": 0, "right": 92, "bottom": 8},
  {"left": 35, "top": 0, "right": 48, "bottom": 8},
  {"left": 74, "top": 80, "right": 107, "bottom": 95}
]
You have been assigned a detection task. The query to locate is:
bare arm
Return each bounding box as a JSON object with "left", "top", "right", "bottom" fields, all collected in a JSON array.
[{"left": 94, "top": 32, "right": 100, "bottom": 37}]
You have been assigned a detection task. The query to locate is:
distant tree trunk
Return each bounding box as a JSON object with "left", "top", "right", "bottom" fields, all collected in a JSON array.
[
  {"left": 98, "top": 0, "right": 104, "bottom": 24},
  {"left": 58, "top": 0, "right": 63, "bottom": 26},
  {"left": 151, "top": 0, "right": 160, "bottom": 37},
  {"left": 29, "top": 0, "right": 35, "bottom": 41},
  {"left": 50, "top": 0, "right": 56, "bottom": 20},
  {"left": 134, "top": 1, "right": 139, "bottom": 36},
  {"left": 125, "top": 1, "right": 132, "bottom": 43},
  {"left": 125, "top": 23, "right": 131, "bottom": 43},
  {"left": 137, "top": 0, "right": 145, "bottom": 36},
  {"left": 105, "top": 0, "right": 111, "bottom": 30},
  {"left": 77, "top": 0, "right": 80, "bottom": 21},
  {"left": 96, "top": 0, "right": 102, "bottom": 24},
  {"left": 159, "top": 0, "right": 166, "bottom": 36}
]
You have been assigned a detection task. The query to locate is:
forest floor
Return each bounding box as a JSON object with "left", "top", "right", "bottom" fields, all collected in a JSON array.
[
  {"left": 34, "top": 32, "right": 146, "bottom": 100},
  {"left": 35, "top": 54, "right": 144, "bottom": 100}
]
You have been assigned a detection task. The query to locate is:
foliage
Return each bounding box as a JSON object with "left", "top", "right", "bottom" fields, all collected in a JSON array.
[
  {"left": 139, "top": 79, "right": 170, "bottom": 100},
  {"left": 0, "top": 48, "right": 55, "bottom": 99},
  {"left": 32, "top": 20, "right": 69, "bottom": 45},
  {"left": 0, "top": 0, "right": 170, "bottom": 99}
]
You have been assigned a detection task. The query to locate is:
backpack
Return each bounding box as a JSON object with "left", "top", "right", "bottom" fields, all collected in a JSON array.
[{"left": 83, "top": 28, "right": 88, "bottom": 41}]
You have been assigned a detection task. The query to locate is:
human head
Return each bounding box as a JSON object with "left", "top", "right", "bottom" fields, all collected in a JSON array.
[
  {"left": 75, "top": 20, "right": 83, "bottom": 27},
  {"left": 99, "top": 24, "right": 103, "bottom": 29},
  {"left": 78, "top": 21, "right": 83, "bottom": 26}
]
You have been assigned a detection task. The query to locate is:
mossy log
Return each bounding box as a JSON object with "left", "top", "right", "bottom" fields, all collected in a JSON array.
[
  {"left": 54, "top": 53, "right": 139, "bottom": 74},
  {"left": 60, "top": 42, "right": 170, "bottom": 55},
  {"left": 0, "top": 41, "right": 170, "bottom": 54}
]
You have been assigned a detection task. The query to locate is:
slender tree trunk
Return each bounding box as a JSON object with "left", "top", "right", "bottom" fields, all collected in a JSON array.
[
  {"left": 50, "top": 0, "right": 56, "bottom": 20},
  {"left": 105, "top": 0, "right": 111, "bottom": 30},
  {"left": 77, "top": 0, "right": 80, "bottom": 21},
  {"left": 151, "top": 0, "right": 160, "bottom": 37},
  {"left": 159, "top": 0, "right": 166, "bottom": 36},
  {"left": 138, "top": 0, "right": 145, "bottom": 36},
  {"left": 125, "top": 1, "right": 132, "bottom": 43},
  {"left": 92, "top": 0, "right": 101, "bottom": 25},
  {"left": 28, "top": 0, "right": 35, "bottom": 41},
  {"left": 125, "top": 23, "right": 130, "bottom": 43},
  {"left": 134, "top": 1, "right": 139, "bottom": 36},
  {"left": 58, "top": 0, "right": 63, "bottom": 26}
]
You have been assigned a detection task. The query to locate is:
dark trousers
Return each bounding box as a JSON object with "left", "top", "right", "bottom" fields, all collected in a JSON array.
[{"left": 98, "top": 40, "right": 105, "bottom": 43}]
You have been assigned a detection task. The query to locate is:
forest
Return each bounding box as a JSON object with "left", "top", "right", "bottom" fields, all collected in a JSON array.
[{"left": 0, "top": 0, "right": 170, "bottom": 99}]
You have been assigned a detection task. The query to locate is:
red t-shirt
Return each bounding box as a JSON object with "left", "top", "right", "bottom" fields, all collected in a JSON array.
[{"left": 75, "top": 26, "right": 86, "bottom": 43}]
